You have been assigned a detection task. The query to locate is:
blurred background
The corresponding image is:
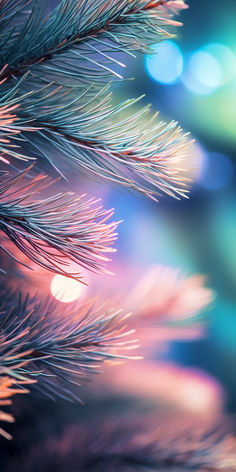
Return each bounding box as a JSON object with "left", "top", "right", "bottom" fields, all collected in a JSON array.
[
  {"left": 110, "top": 0, "right": 236, "bottom": 414},
  {"left": 40, "top": 0, "right": 236, "bottom": 418},
  {"left": 2, "top": 1, "right": 236, "bottom": 447},
  {"left": 75, "top": 0, "right": 236, "bottom": 418}
]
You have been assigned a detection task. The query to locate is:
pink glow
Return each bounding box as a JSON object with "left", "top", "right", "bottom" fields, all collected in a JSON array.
[{"left": 99, "top": 361, "right": 224, "bottom": 415}]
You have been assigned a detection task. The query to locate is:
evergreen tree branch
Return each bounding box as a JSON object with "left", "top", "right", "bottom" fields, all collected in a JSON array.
[
  {"left": 0, "top": 83, "right": 191, "bottom": 200},
  {"left": 0, "top": 293, "right": 137, "bottom": 404},
  {"left": 0, "top": 376, "right": 33, "bottom": 440},
  {"left": 0, "top": 167, "right": 118, "bottom": 279},
  {"left": 0, "top": 1, "right": 187, "bottom": 85}
]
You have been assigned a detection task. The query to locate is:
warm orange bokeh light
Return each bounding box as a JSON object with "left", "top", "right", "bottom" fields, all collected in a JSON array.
[{"left": 50, "top": 274, "right": 86, "bottom": 303}]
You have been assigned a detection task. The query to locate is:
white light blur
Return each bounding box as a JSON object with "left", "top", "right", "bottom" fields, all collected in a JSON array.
[
  {"left": 182, "top": 50, "right": 222, "bottom": 95},
  {"left": 51, "top": 274, "right": 87, "bottom": 303},
  {"left": 202, "top": 43, "right": 236, "bottom": 85}
]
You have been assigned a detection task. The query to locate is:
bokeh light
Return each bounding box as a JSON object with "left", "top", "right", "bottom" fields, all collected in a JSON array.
[
  {"left": 182, "top": 50, "right": 222, "bottom": 95},
  {"left": 145, "top": 40, "right": 183, "bottom": 84},
  {"left": 51, "top": 274, "right": 86, "bottom": 303},
  {"left": 198, "top": 152, "right": 234, "bottom": 190},
  {"left": 201, "top": 43, "right": 236, "bottom": 85}
]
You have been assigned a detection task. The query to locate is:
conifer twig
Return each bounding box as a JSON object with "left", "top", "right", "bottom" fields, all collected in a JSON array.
[
  {"left": 0, "top": 1, "right": 187, "bottom": 85},
  {"left": 0, "top": 167, "right": 118, "bottom": 279}
]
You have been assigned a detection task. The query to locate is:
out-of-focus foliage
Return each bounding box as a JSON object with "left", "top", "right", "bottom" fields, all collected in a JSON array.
[{"left": 2, "top": 412, "right": 236, "bottom": 471}]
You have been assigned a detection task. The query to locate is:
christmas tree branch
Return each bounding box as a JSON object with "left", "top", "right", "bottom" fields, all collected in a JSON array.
[
  {"left": 0, "top": 376, "right": 33, "bottom": 440},
  {"left": 0, "top": 167, "right": 118, "bottom": 279},
  {"left": 0, "top": 292, "right": 137, "bottom": 405},
  {"left": 0, "top": 83, "right": 191, "bottom": 200},
  {"left": 0, "top": 1, "right": 187, "bottom": 86}
]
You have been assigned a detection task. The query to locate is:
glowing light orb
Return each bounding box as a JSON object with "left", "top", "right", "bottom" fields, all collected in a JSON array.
[
  {"left": 198, "top": 152, "right": 234, "bottom": 190},
  {"left": 182, "top": 50, "right": 221, "bottom": 95},
  {"left": 51, "top": 274, "right": 86, "bottom": 303},
  {"left": 202, "top": 43, "right": 236, "bottom": 85},
  {"left": 145, "top": 40, "right": 183, "bottom": 84}
]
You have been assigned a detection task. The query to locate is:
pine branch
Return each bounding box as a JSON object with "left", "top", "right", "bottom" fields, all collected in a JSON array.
[
  {"left": 0, "top": 1, "right": 187, "bottom": 86},
  {"left": 0, "top": 167, "right": 118, "bottom": 279},
  {"left": 0, "top": 82, "right": 191, "bottom": 200},
  {"left": 0, "top": 1, "right": 191, "bottom": 201},
  {"left": 0, "top": 78, "right": 39, "bottom": 161},
  {"left": 3, "top": 414, "right": 236, "bottom": 470},
  {"left": 0, "top": 293, "right": 137, "bottom": 404},
  {"left": 0, "top": 376, "right": 33, "bottom": 440}
]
